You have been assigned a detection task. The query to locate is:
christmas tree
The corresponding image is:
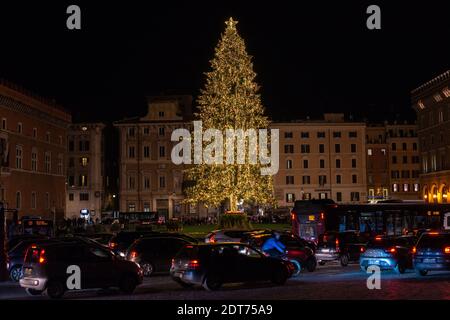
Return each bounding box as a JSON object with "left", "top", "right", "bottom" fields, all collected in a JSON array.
[{"left": 184, "top": 17, "right": 276, "bottom": 211}]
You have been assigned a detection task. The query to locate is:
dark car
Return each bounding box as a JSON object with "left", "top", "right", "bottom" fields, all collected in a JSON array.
[
  {"left": 359, "top": 235, "right": 417, "bottom": 273},
  {"left": 413, "top": 232, "right": 450, "bottom": 276},
  {"left": 316, "top": 231, "right": 366, "bottom": 266},
  {"left": 126, "top": 236, "right": 195, "bottom": 276},
  {"left": 108, "top": 231, "right": 159, "bottom": 255},
  {"left": 19, "top": 242, "right": 143, "bottom": 299},
  {"left": 7, "top": 234, "right": 48, "bottom": 251},
  {"left": 242, "top": 231, "right": 317, "bottom": 272},
  {"left": 170, "top": 243, "right": 293, "bottom": 290},
  {"left": 73, "top": 233, "right": 113, "bottom": 246}
]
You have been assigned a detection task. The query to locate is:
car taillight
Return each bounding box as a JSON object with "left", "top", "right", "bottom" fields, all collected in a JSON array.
[
  {"left": 320, "top": 212, "right": 325, "bottom": 220},
  {"left": 335, "top": 239, "right": 340, "bottom": 253},
  {"left": 188, "top": 260, "right": 200, "bottom": 269},
  {"left": 360, "top": 247, "right": 365, "bottom": 253},
  {"left": 171, "top": 258, "right": 175, "bottom": 268},
  {"left": 411, "top": 246, "right": 417, "bottom": 254},
  {"left": 209, "top": 234, "right": 216, "bottom": 243},
  {"left": 109, "top": 241, "right": 117, "bottom": 249},
  {"left": 385, "top": 247, "right": 396, "bottom": 254},
  {"left": 444, "top": 247, "right": 450, "bottom": 254},
  {"left": 291, "top": 212, "right": 296, "bottom": 220},
  {"left": 39, "top": 249, "right": 46, "bottom": 264}
]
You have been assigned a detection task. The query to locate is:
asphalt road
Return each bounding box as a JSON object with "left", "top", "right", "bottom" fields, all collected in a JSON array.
[{"left": 1, "top": 263, "right": 449, "bottom": 300}]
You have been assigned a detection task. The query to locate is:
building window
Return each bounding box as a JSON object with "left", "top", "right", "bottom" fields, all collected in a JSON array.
[
  {"left": 402, "top": 156, "right": 408, "bottom": 164},
  {"left": 319, "top": 193, "right": 328, "bottom": 200},
  {"left": 46, "top": 132, "right": 50, "bottom": 143},
  {"left": 32, "top": 128, "right": 37, "bottom": 138},
  {"left": 351, "top": 159, "right": 357, "bottom": 168},
  {"left": 57, "top": 155, "right": 63, "bottom": 175},
  {"left": 414, "top": 184, "right": 420, "bottom": 192},
  {"left": 333, "top": 131, "right": 341, "bottom": 138},
  {"left": 128, "top": 127, "right": 135, "bottom": 137},
  {"left": 45, "top": 193, "right": 50, "bottom": 209},
  {"left": 1, "top": 118, "right": 6, "bottom": 130},
  {"left": 286, "top": 159, "right": 293, "bottom": 169},
  {"left": 284, "top": 132, "right": 293, "bottom": 138},
  {"left": 286, "top": 193, "right": 295, "bottom": 203},
  {"left": 352, "top": 174, "right": 357, "bottom": 184},
  {"left": 159, "top": 127, "right": 165, "bottom": 136},
  {"left": 159, "top": 111, "right": 165, "bottom": 118},
  {"left": 351, "top": 144, "right": 357, "bottom": 153},
  {"left": 159, "top": 146, "right": 166, "bottom": 158},
  {"left": 144, "top": 202, "right": 151, "bottom": 212},
  {"left": 45, "top": 152, "right": 51, "bottom": 173},
  {"left": 320, "top": 159, "right": 325, "bottom": 168},
  {"left": 79, "top": 140, "right": 90, "bottom": 151},
  {"left": 143, "top": 127, "right": 150, "bottom": 135},
  {"left": 15, "top": 146, "right": 23, "bottom": 169},
  {"left": 68, "top": 140, "right": 74, "bottom": 152},
  {"left": 80, "top": 193, "right": 89, "bottom": 201},
  {"left": 300, "top": 144, "right": 310, "bottom": 153},
  {"left": 381, "top": 148, "right": 386, "bottom": 155},
  {"left": 392, "top": 184, "right": 399, "bottom": 192},
  {"left": 128, "top": 176, "right": 136, "bottom": 190},
  {"left": 79, "top": 175, "right": 88, "bottom": 187},
  {"left": 392, "top": 156, "right": 397, "bottom": 164},
  {"left": 412, "top": 143, "right": 417, "bottom": 151},
  {"left": 317, "top": 132, "right": 326, "bottom": 138},
  {"left": 403, "top": 184, "right": 409, "bottom": 192},
  {"left": 159, "top": 176, "right": 166, "bottom": 188},
  {"left": 31, "top": 192, "right": 36, "bottom": 209},
  {"left": 336, "top": 175, "right": 341, "bottom": 184},
  {"left": 350, "top": 192, "right": 360, "bottom": 202},
  {"left": 69, "top": 157, "right": 75, "bottom": 168},
  {"left": 319, "top": 175, "right": 327, "bottom": 186},
  {"left": 286, "top": 176, "right": 294, "bottom": 184},
  {"left": 335, "top": 159, "right": 341, "bottom": 168},
  {"left": 69, "top": 193, "right": 74, "bottom": 201},
  {"left": 144, "top": 177, "right": 151, "bottom": 189},
  {"left": 300, "top": 132, "right": 309, "bottom": 138},
  {"left": 68, "top": 176, "right": 75, "bottom": 186},
  {"left": 128, "top": 146, "right": 135, "bottom": 158},
  {"left": 128, "top": 203, "right": 136, "bottom": 212},
  {"left": 336, "top": 192, "right": 342, "bottom": 202},
  {"left": 284, "top": 145, "right": 294, "bottom": 153},
  {"left": 16, "top": 191, "right": 21, "bottom": 209},
  {"left": 78, "top": 157, "right": 88, "bottom": 167},
  {"left": 319, "top": 144, "right": 325, "bottom": 153},
  {"left": 17, "top": 122, "right": 22, "bottom": 134},
  {"left": 391, "top": 143, "right": 396, "bottom": 151},
  {"left": 349, "top": 131, "right": 357, "bottom": 138},
  {"left": 143, "top": 146, "right": 150, "bottom": 158},
  {"left": 438, "top": 110, "right": 444, "bottom": 123},
  {"left": 402, "top": 143, "right": 407, "bottom": 151},
  {"left": 303, "top": 159, "right": 309, "bottom": 169},
  {"left": 335, "top": 144, "right": 341, "bottom": 153},
  {"left": 367, "top": 148, "right": 373, "bottom": 156},
  {"left": 401, "top": 170, "right": 410, "bottom": 179},
  {"left": 31, "top": 150, "right": 38, "bottom": 171},
  {"left": 302, "top": 176, "right": 310, "bottom": 184}
]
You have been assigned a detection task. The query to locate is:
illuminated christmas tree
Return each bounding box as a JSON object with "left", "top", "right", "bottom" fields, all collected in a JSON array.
[{"left": 184, "top": 17, "right": 276, "bottom": 211}]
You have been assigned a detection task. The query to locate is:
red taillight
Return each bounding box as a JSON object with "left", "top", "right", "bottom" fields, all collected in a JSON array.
[
  {"left": 429, "top": 232, "right": 439, "bottom": 235},
  {"left": 320, "top": 212, "right": 325, "bottom": 220},
  {"left": 360, "top": 247, "right": 365, "bottom": 253},
  {"left": 335, "top": 239, "right": 340, "bottom": 252},
  {"left": 375, "top": 236, "right": 383, "bottom": 241},
  {"left": 188, "top": 260, "right": 200, "bottom": 268},
  {"left": 209, "top": 234, "right": 216, "bottom": 243},
  {"left": 109, "top": 241, "right": 117, "bottom": 249},
  {"left": 39, "top": 249, "right": 46, "bottom": 264},
  {"left": 412, "top": 246, "right": 417, "bottom": 254},
  {"left": 444, "top": 247, "right": 450, "bottom": 254},
  {"left": 291, "top": 212, "right": 296, "bottom": 220}
]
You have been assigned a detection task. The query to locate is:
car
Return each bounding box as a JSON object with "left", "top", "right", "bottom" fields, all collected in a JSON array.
[
  {"left": 170, "top": 243, "right": 293, "bottom": 290},
  {"left": 359, "top": 235, "right": 417, "bottom": 273},
  {"left": 73, "top": 233, "right": 113, "bottom": 246},
  {"left": 108, "top": 231, "right": 159, "bottom": 256},
  {"left": 7, "top": 234, "right": 48, "bottom": 251},
  {"left": 126, "top": 236, "right": 195, "bottom": 276},
  {"left": 204, "top": 229, "right": 252, "bottom": 243},
  {"left": 242, "top": 231, "right": 317, "bottom": 272},
  {"left": 316, "top": 231, "right": 366, "bottom": 266},
  {"left": 413, "top": 231, "right": 450, "bottom": 276},
  {"left": 19, "top": 242, "right": 143, "bottom": 299}
]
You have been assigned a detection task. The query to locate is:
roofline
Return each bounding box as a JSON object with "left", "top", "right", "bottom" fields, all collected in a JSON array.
[{"left": 411, "top": 70, "right": 450, "bottom": 97}]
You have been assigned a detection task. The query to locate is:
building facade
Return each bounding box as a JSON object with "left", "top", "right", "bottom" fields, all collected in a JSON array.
[
  {"left": 412, "top": 70, "right": 450, "bottom": 203},
  {"left": 66, "top": 123, "right": 105, "bottom": 219},
  {"left": 271, "top": 113, "right": 367, "bottom": 207},
  {"left": 366, "top": 125, "right": 389, "bottom": 202},
  {"left": 114, "top": 96, "right": 195, "bottom": 219},
  {"left": 0, "top": 81, "right": 71, "bottom": 220}
]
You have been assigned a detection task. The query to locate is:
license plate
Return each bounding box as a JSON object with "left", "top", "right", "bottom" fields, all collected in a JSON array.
[
  {"left": 423, "top": 258, "right": 436, "bottom": 264},
  {"left": 321, "top": 249, "right": 330, "bottom": 253},
  {"left": 368, "top": 260, "right": 380, "bottom": 265}
]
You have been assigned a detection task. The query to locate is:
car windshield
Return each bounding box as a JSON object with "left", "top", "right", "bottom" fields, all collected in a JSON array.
[{"left": 418, "top": 234, "right": 450, "bottom": 249}]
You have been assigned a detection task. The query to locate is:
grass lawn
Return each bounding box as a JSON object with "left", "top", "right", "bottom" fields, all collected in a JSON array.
[{"left": 181, "top": 223, "right": 292, "bottom": 238}]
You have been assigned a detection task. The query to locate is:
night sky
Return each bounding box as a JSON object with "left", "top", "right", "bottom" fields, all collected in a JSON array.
[{"left": 0, "top": 1, "right": 449, "bottom": 123}]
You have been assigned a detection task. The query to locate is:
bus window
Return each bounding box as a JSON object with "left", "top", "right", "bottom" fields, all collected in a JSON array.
[{"left": 300, "top": 224, "right": 317, "bottom": 240}]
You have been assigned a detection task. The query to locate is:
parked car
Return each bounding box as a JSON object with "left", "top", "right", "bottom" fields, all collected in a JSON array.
[
  {"left": 204, "top": 229, "right": 252, "bottom": 243},
  {"left": 413, "top": 231, "right": 450, "bottom": 276},
  {"left": 20, "top": 242, "right": 143, "bottom": 299},
  {"left": 359, "top": 235, "right": 417, "bottom": 273},
  {"left": 170, "top": 243, "right": 293, "bottom": 290},
  {"left": 126, "top": 236, "right": 195, "bottom": 276},
  {"left": 242, "top": 231, "right": 317, "bottom": 272},
  {"left": 316, "top": 231, "right": 366, "bottom": 266}
]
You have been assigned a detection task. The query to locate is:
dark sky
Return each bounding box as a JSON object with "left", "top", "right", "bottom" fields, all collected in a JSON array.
[{"left": 0, "top": 1, "right": 449, "bottom": 123}]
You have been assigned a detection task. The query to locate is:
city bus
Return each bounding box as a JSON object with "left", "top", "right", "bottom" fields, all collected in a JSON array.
[
  {"left": 291, "top": 200, "right": 450, "bottom": 242},
  {"left": 118, "top": 211, "right": 159, "bottom": 225}
]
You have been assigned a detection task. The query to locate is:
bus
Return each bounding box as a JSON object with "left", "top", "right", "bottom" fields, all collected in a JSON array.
[
  {"left": 118, "top": 211, "right": 159, "bottom": 225},
  {"left": 20, "top": 217, "right": 54, "bottom": 236},
  {"left": 291, "top": 200, "right": 450, "bottom": 242}
]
